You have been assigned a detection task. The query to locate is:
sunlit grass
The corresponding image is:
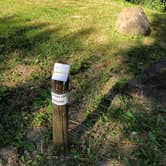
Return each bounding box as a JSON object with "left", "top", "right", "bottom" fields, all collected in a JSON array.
[{"left": 0, "top": 0, "right": 165, "bottom": 165}]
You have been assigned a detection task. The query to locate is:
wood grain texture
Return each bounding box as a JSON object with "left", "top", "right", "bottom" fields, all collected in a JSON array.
[{"left": 52, "top": 79, "right": 69, "bottom": 154}]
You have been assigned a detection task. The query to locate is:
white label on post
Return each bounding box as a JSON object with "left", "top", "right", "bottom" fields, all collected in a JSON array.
[
  {"left": 52, "top": 92, "right": 68, "bottom": 106},
  {"left": 52, "top": 63, "right": 70, "bottom": 82}
]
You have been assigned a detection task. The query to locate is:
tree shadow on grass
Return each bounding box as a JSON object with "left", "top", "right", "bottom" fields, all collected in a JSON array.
[
  {"left": 99, "top": 13, "right": 166, "bottom": 166},
  {"left": 0, "top": 10, "right": 165, "bottom": 165},
  {"left": 0, "top": 79, "right": 50, "bottom": 147},
  {"left": 0, "top": 15, "right": 95, "bottom": 149},
  {"left": 69, "top": 12, "right": 166, "bottom": 166},
  {"left": 0, "top": 15, "right": 55, "bottom": 56},
  {"left": 116, "top": 13, "right": 166, "bottom": 76},
  {"left": 0, "top": 15, "right": 95, "bottom": 65}
]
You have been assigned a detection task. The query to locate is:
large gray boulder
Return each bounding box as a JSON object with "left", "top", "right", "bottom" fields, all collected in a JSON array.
[{"left": 116, "top": 7, "right": 150, "bottom": 35}]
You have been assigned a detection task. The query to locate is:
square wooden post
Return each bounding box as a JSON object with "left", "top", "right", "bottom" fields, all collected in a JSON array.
[{"left": 51, "top": 62, "right": 70, "bottom": 155}]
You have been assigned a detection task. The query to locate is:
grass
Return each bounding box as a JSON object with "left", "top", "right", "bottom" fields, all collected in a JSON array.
[{"left": 0, "top": 0, "right": 166, "bottom": 165}]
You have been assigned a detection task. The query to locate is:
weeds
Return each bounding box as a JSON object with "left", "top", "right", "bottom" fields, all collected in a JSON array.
[{"left": 0, "top": 0, "right": 165, "bottom": 165}]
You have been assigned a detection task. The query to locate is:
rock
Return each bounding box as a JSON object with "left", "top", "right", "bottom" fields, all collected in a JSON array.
[
  {"left": 116, "top": 7, "right": 150, "bottom": 35},
  {"left": 26, "top": 128, "right": 42, "bottom": 144},
  {"left": 0, "top": 147, "right": 17, "bottom": 166},
  {"left": 25, "top": 127, "right": 47, "bottom": 154},
  {"left": 96, "top": 160, "right": 121, "bottom": 166},
  {"left": 126, "top": 59, "right": 166, "bottom": 105},
  {"left": 25, "top": 127, "right": 47, "bottom": 144}
]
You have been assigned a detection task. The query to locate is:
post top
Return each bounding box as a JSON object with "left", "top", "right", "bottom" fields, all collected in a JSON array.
[{"left": 52, "top": 62, "right": 70, "bottom": 82}]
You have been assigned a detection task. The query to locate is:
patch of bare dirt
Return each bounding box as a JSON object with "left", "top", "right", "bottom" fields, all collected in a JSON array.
[
  {"left": 126, "top": 58, "right": 166, "bottom": 107},
  {"left": 1, "top": 64, "right": 38, "bottom": 87}
]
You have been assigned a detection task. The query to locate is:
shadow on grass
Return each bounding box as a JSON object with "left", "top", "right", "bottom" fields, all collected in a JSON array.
[
  {"left": 0, "top": 79, "right": 50, "bottom": 147},
  {"left": 69, "top": 81, "right": 119, "bottom": 139},
  {"left": 0, "top": 11, "right": 165, "bottom": 166},
  {"left": 117, "top": 13, "right": 166, "bottom": 76},
  {"left": 0, "top": 15, "right": 95, "bottom": 149},
  {"left": 0, "top": 15, "right": 54, "bottom": 56},
  {"left": 69, "top": 12, "right": 166, "bottom": 166}
]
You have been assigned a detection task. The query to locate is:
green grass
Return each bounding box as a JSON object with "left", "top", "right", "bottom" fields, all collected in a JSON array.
[{"left": 0, "top": 0, "right": 166, "bottom": 165}]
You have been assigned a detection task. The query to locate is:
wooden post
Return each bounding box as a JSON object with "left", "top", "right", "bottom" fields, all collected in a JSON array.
[{"left": 51, "top": 62, "right": 70, "bottom": 154}]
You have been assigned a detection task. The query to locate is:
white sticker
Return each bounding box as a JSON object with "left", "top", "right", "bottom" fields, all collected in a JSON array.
[
  {"left": 52, "top": 63, "right": 70, "bottom": 82},
  {"left": 52, "top": 92, "right": 68, "bottom": 106}
]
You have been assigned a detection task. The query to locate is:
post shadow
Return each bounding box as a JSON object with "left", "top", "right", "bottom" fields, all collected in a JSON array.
[{"left": 69, "top": 81, "right": 120, "bottom": 141}]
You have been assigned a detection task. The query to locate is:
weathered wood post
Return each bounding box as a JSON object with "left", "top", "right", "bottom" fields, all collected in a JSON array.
[{"left": 51, "top": 62, "right": 70, "bottom": 154}]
